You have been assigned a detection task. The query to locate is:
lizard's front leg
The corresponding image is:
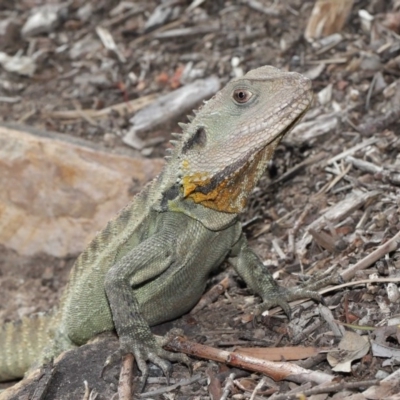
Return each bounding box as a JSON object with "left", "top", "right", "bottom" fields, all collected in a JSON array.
[
  {"left": 228, "top": 234, "right": 338, "bottom": 318},
  {"left": 104, "top": 230, "right": 190, "bottom": 386}
]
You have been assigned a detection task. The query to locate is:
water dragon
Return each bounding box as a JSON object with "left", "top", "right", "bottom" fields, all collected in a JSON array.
[{"left": 0, "top": 66, "right": 327, "bottom": 388}]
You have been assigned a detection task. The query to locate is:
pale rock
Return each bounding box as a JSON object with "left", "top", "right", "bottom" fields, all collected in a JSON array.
[
  {"left": 21, "top": 4, "right": 65, "bottom": 37},
  {"left": 69, "top": 33, "right": 102, "bottom": 60},
  {"left": 0, "top": 52, "right": 36, "bottom": 76},
  {"left": 77, "top": 3, "right": 93, "bottom": 22},
  {"left": 0, "top": 126, "right": 164, "bottom": 258}
]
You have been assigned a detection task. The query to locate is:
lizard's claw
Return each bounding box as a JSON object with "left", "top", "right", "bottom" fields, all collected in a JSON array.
[
  {"left": 255, "top": 272, "right": 342, "bottom": 319},
  {"left": 156, "top": 329, "right": 193, "bottom": 375},
  {"left": 255, "top": 285, "right": 294, "bottom": 319},
  {"left": 297, "top": 271, "right": 344, "bottom": 290},
  {"left": 103, "top": 333, "right": 191, "bottom": 391}
]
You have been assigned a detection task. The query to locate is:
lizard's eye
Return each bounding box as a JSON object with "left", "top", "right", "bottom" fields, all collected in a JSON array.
[{"left": 233, "top": 89, "right": 252, "bottom": 104}]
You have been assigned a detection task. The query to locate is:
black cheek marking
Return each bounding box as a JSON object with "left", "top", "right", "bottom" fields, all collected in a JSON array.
[
  {"left": 182, "top": 126, "right": 207, "bottom": 154},
  {"left": 190, "top": 145, "right": 264, "bottom": 197},
  {"left": 160, "top": 184, "right": 180, "bottom": 210},
  {"left": 193, "top": 156, "right": 247, "bottom": 194}
]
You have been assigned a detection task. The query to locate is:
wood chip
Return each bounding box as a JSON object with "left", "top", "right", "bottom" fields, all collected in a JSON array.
[
  {"left": 124, "top": 76, "right": 220, "bottom": 148},
  {"left": 298, "top": 190, "right": 381, "bottom": 253},
  {"left": 305, "top": 0, "right": 355, "bottom": 40}
]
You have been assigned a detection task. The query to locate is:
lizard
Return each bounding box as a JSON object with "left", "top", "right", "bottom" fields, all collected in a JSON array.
[{"left": 0, "top": 65, "right": 326, "bottom": 387}]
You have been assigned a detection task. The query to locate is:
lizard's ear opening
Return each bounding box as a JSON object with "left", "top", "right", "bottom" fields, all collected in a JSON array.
[{"left": 182, "top": 127, "right": 207, "bottom": 154}]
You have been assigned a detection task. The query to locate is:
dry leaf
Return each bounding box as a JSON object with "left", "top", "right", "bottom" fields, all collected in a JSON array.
[{"left": 327, "top": 331, "right": 370, "bottom": 372}]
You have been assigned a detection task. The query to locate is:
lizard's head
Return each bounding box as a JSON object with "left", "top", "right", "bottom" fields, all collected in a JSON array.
[{"left": 173, "top": 65, "right": 312, "bottom": 213}]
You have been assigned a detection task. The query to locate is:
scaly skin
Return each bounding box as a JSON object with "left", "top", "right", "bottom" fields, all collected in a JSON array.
[{"left": 0, "top": 66, "right": 318, "bottom": 385}]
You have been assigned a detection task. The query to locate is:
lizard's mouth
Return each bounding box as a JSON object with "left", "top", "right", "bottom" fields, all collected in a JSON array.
[{"left": 269, "top": 105, "right": 309, "bottom": 145}]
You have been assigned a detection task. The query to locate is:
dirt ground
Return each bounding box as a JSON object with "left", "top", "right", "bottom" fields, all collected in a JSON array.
[{"left": 1, "top": 0, "right": 400, "bottom": 399}]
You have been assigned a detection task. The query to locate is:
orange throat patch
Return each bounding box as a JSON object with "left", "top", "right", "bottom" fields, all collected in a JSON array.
[{"left": 181, "top": 147, "right": 275, "bottom": 213}]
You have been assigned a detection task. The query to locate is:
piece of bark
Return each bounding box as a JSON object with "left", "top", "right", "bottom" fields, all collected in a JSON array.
[
  {"left": 298, "top": 190, "right": 380, "bottom": 254},
  {"left": 0, "top": 18, "right": 21, "bottom": 46},
  {"left": 286, "top": 112, "right": 339, "bottom": 146},
  {"left": 341, "top": 231, "right": 400, "bottom": 281},
  {"left": 44, "top": 94, "right": 156, "bottom": 120},
  {"left": 124, "top": 77, "right": 220, "bottom": 149},
  {"left": 143, "top": 2, "right": 179, "bottom": 32},
  {"left": 362, "top": 368, "right": 400, "bottom": 399},
  {"left": 154, "top": 25, "right": 220, "bottom": 39},
  {"left": 305, "top": 0, "right": 355, "bottom": 40},
  {"left": 21, "top": 4, "right": 64, "bottom": 37},
  {"left": 190, "top": 276, "right": 232, "bottom": 314}
]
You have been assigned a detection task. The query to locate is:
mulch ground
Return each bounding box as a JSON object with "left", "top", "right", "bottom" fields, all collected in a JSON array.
[{"left": 1, "top": 0, "right": 400, "bottom": 399}]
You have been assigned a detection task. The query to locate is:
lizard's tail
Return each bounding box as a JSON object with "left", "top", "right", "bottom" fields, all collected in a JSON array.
[{"left": 0, "top": 314, "right": 52, "bottom": 382}]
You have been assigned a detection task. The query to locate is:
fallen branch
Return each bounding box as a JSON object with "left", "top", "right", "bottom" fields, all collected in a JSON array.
[
  {"left": 357, "top": 108, "right": 400, "bottom": 136},
  {"left": 164, "top": 335, "right": 334, "bottom": 384},
  {"left": 44, "top": 94, "right": 156, "bottom": 120},
  {"left": 263, "top": 277, "right": 400, "bottom": 317},
  {"left": 190, "top": 275, "right": 232, "bottom": 314},
  {"left": 269, "top": 379, "right": 379, "bottom": 400},
  {"left": 320, "top": 277, "right": 400, "bottom": 294},
  {"left": 341, "top": 230, "right": 400, "bottom": 281},
  {"left": 118, "top": 354, "right": 134, "bottom": 400}
]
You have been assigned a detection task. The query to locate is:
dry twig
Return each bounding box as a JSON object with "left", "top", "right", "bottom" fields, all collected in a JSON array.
[
  {"left": 250, "top": 377, "right": 267, "bottom": 400},
  {"left": 219, "top": 372, "right": 235, "bottom": 400},
  {"left": 269, "top": 379, "right": 379, "bottom": 400},
  {"left": 164, "top": 335, "right": 334, "bottom": 384},
  {"left": 190, "top": 275, "right": 231, "bottom": 314},
  {"left": 341, "top": 230, "right": 400, "bottom": 281},
  {"left": 44, "top": 94, "right": 156, "bottom": 120},
  {"left": 357, "top": 108, "right": 400, "bottom": 136},
  {"left": 139, "top": 375, "right": 204, "bottom": 398},
  {"left": 118, "top": 354, "right": 134, "bottom": 400}
]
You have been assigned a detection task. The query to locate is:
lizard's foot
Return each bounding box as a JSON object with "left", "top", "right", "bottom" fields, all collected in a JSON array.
[
  {"left": 256, "top": 272, "right": 342, "bottom": 318},
  {"left": 103, "top": 332, "right": 191, "bottom": 391}
]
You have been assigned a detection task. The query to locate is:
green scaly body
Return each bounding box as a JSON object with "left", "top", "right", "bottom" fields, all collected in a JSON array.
[{"left": 0, "top": 66, "right": 317, "bottom": 385}]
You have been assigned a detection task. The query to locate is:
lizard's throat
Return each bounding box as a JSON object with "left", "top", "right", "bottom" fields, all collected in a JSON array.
[{"left": 181, "top": 141, "right": 279, "bottom": 213}]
